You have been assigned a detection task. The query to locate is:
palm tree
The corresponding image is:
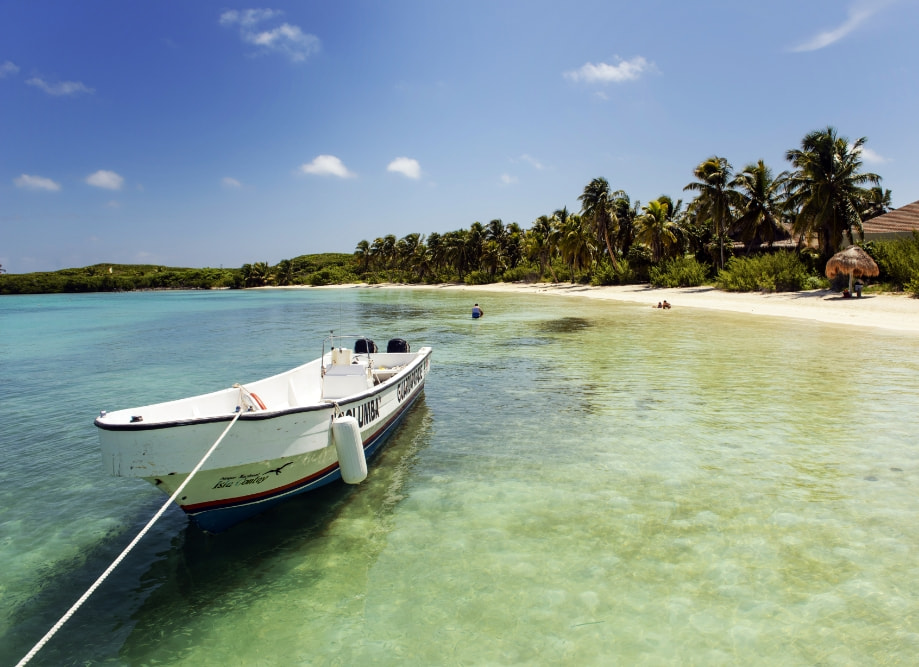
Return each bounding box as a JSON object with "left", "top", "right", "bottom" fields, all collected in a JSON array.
[
  {"left": 354, "top": 240, "right": 371, "bottom": 273},
  {"left": 527, "top": 215, "right": 559, "bottom": 282},
  {"left": 578, "top": 177, "right": 620, "bottom": 270},
  {"left": 785, "top": 126, "right": 881, "bottom": 261},
  {"left": 426, "top": 232, "right": 446, "bottom": 277},
  {"left": 684, "top": 156, "right": 736, "bottom": 270},
  {"left": 861, "top": 185, "right": 893, "bottom": 221},
  {"left": 275, "top": 259, "right": 293, "bottom": 285},
  {"left": 443, "top": 230, "right": 471, "bottom": 280},
  {"left": 504, "top": 222, "right": 524, "bottom": 270},
  {"left": 635, "top": 198, "right": 679, "bottom": 263},
  {"left": 730, "top": 160, "right": 790, "bottom": 252},
  {"left": 611, "top": 190, "right": 639, "bottom": 256},
  {"left": 557, "top": 213, "right": 595, "bottom": 281}
]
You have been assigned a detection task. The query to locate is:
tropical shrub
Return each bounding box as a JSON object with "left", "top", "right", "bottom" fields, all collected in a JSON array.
[
  {"left": 715, "top": 251, "right": 811, "bottom": 292},
  {"left": 464, "top": 270, "right": 493, "bottom": 285},
  {"left": 649, "top": 256, "right": 711, "bottom": 288},
  {"left": 873, "top": 232, "right": 919, "bottom": 290},
  {"left": 501, "top": 265, "right": 541, "bottom": 282}
]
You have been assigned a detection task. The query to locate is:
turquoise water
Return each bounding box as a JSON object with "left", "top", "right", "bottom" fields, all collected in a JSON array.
[{"left": 2, "top": 288, "right": 919, "bottom": 665}]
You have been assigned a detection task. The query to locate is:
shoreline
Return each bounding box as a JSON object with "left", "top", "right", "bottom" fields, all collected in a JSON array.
[{"left": 300, "top": 282, "right": 919, "bottom": 333}]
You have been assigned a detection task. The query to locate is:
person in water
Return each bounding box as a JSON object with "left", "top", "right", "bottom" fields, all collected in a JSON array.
[{"left": 472, "top": 303, "right": 484, "bottom": 319}]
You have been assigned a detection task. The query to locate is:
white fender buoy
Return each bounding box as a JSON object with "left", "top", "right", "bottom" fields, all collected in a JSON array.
[{"left": 331, "top": 416, "right": 367, "bottom": 484}]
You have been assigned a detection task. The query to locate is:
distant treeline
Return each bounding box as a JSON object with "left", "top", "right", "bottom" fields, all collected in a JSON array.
[{"left": 0, "top": 254, "right": 357, "bottom": 295}]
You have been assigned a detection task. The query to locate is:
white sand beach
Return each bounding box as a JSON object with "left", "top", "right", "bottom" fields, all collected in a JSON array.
[{"left": 340, "top": 282, "right": 919, "bottom": 333}]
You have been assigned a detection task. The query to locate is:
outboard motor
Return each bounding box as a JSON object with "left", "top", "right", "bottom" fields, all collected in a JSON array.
[
  {"left": 387, "top": 338, "right": 410, "bottom": 353},
  {"left": 354, "top": 338, "right": 378, "bottom": 354}
]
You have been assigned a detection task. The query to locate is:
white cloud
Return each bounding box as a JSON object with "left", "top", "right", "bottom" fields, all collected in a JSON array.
[
  {"left": 86, "top": 170, "right": 124, "bottom": 190},
  {"left": 14, "top": 174, "right": 61, "bottom": 191},
  {"left": 105, "top": 200, "right": 121, "bottom": 209},
  {"left": 26, "top": 77, "right": 94, "bottom": 96},
  {"left": 387, "top": 157, "right": 421, "bottom": 179},
  {"left": 220, "top": 8, "right": 320, "bottom": 62},
  {"left": 300, "top": 155, "right": 355, "bottom": 178},
  {"left": 500, "top": 173, "right": 518, "bottom": 185},
  {"left": 565, "top": 56, "right": 654, "bottom": 84},
  {"left": 855, "top": 146, "right": 887, "bottom": 164},
  {"left": 222, "top": 176, "right": 243, "bottom": 188},
  {"left": 516, "top": 154, "right": 544, "bottom": 170},
  {"left": 790, "top": 1, "right": 888, "bottom": 52},
  {"left": 1, "top": 61, "right": 19, "bottom": 78}
]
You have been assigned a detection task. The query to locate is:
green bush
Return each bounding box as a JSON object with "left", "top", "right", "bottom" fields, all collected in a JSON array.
[
  {"left": 591, "top": 258, "right": 639, "bottom": 286},
  {"left": 715, "top": 251, "right": 811, "bottom": 292},
  {"left": 501, "top": 265, "right": 541, "bottom": 282},
  {"left": 464, "top": 270, "right": 493, "bottom": 285},
  {"left": 907, "top": 277, "right": 919, "bottom": 298},
  {"left": 649, "top": 256, "right": 711, "bottom": 288},
  {"left": 873, "top": 232, "right": 919, "bottom": 290}
]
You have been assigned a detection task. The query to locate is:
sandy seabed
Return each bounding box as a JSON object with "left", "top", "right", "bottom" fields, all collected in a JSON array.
[{"left": 304, "top": 282, "right": 919, "bottom": 333}]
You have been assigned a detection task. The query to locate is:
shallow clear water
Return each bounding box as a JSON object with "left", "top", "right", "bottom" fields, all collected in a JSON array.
[{"left": 2, "top": 288, "right": 919, "bottom": 665}]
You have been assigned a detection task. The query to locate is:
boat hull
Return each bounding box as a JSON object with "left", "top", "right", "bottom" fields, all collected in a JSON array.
[{"left": 97, "top": 347, "right": 431, "bottom": 532}]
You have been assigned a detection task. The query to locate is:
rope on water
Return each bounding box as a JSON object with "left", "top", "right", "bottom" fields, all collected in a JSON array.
[{"left": 16, "top": 395, "right": 245, "bottom": 667}]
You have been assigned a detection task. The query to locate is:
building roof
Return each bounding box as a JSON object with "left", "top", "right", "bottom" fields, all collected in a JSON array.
[{"left": 863, "top": 200, "right": 919, "bottom": 236}]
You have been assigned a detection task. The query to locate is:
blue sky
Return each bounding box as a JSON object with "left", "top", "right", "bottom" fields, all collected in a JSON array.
[{"left": 2, "top": 0, "right": 918, "bottom": 273}]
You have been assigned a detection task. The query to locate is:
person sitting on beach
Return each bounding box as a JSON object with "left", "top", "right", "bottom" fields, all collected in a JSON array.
[
  {"left": 654, "top": 302, "right": 662, "bottom": 309},
  {"left": 662, "top": 300, "right": 671, "bottom": 309},
  {"left": 472, "top": 303, "right": 484, "bottom": 319}
]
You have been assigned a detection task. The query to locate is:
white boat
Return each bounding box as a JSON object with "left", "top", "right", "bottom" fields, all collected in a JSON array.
[{"left": 95, "top": 334, "right": 432, "bottom": 533}]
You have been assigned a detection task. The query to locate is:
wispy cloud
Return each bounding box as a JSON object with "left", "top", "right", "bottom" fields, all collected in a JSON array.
[
  {"left": 222, "top": 176, "right": 243, "bottom": 188},
  {"left": 220, "top": 9, "right": 320, "bottom": 62},
  {"left": 856, "top": 146, "right": 887, "bottom": 164},
  {"left": 1, "top": 61, "right": 19, "bottom": 78},
  {"left": 500, "top": 173, "right": 518, "bottom": 185},
  {"left": 14, "top": 174, "right": 61, "bottom": 191},
  {"left": 565, "top": 56, "right": 655, "bottom": 84},
  {"left": 86, "top": 170, "right": 124, "bottom": 190},
  {"left": 387, "top": 157, "right": 421, "bottom": 179},
  {"left": 515, "top": 154, "right": 544, "bottom": 170},
  {"left": 790, "top": 1, "right": 890, "bottom": 52},
  {"left": 300, "top": 155, "right": 355, "bottom": 178},
  {"left": 26, "top": 77, "right": 94, "bottom": 96}
]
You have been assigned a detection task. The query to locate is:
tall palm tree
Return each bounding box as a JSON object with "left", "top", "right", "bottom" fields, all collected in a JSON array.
[
  {"left": 730, "top": 160, "right": 790, "bottom": 252},
  {"left": 527, "top": 215, "right": 559, "bottom": 282},
  {"left": 611, "top": 190, "right": 639, "bottom": 255},
  {"left": 635, "top": 198, "right": 679, "bottom": 263},
  {"left": 354, "top": 240, "right": 371, "bottom": 273},
  {"left": 504, "top": 222, "right": 524, "bottom": 269},
  {"left": 425, "top": 232, "right": 446, "bottom": 277},
  {"left": 785, "top": 126, "right": 881, "bottom": 261},
  {"left": 275, "top": 259, "right": 293, "bottom": 286},
  {"left": 684, "top": 156, "right": 736, "bottom": 270},
  {"left": 557, "top": 213, "right": 595, "bottom": 281},
  {"left": 578, "top": 177, "right": 621, "bottom": 270},
  {"left": 861, "top": 185, "right": 893, "bottom": 221}
]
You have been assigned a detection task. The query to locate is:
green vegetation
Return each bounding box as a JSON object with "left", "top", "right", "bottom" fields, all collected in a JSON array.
[
  {"left": 0, "top": 255, "right": 357, "bottom": 295},
  {"left": 651, "top": 257, "right": 711, "bottom": 288},
  {"left": 4, "top": 126, "right": 917, "bottom": 297},
  {"left": 716, "top": 252, "right": 819, "bottom": 292}
]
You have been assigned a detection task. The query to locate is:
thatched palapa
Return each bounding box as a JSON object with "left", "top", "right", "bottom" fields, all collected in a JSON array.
[{"left": 825, "top": 245, "right": 879, "bottom": 293}]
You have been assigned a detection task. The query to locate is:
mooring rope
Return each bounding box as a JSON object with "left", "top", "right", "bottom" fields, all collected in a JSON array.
[{"left": 16, "top": 398, "right": 244, "bottom": 667}]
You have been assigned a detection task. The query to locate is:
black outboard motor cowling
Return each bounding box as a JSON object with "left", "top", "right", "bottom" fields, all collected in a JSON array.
[
  {"left": 387, "top": 338, "right": 410, "bottom": 353},
  {"left": 354, "top": 338, "right": 378, "bottom": 353}
]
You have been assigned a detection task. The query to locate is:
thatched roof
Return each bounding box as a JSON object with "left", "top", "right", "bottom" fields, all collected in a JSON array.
[
  {"left": 825, "top": 245, "right": 879, "bottom": 279},
  {"left": 863, "top": 200, "right": 919, "bottom": 237}
]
